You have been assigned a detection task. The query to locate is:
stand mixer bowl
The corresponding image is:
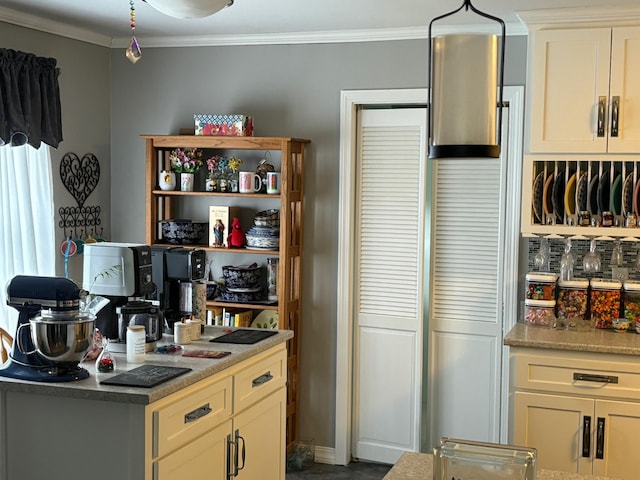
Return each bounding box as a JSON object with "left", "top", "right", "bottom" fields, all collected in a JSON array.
[{"left": 27, "top": 313, "right": 95, "bottom": 363}]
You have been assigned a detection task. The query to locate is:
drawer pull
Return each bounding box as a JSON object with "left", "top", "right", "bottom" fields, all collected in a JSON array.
[
  {"left": 582, "top": 416, "right": 591, "bottom": 458},
  {"left": 596, "top": 417, "right": 605, "bottom": 459},
  {"left": 184, "top": 403, "right": 212, "bottom": 423},
  {"left": 252, "top": 371, "right": 273, "bottom": 388},
  {"left": 573, "top": 373, "right": 618, "bottom": 384}
]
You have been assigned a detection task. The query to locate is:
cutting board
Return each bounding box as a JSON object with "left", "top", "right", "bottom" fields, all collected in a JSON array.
[{"left": 100, "top": 365, "right": 191, "bottom": 388}]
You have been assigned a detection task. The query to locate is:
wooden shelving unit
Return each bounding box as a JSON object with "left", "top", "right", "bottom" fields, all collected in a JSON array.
[{"left": 142, "top": 134, "right": 309, "bottom": 448}]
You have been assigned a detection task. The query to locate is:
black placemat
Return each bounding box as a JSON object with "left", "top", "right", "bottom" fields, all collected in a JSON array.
[
  {"left": 100, "top": 365, "right": 191, "bottom": 388},
  {"left": 210, "top": 329, "right": 278, "bottom": 345}
]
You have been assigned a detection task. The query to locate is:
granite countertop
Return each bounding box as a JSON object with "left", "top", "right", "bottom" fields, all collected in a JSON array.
[
  {"left": 504, "top": 323, "right": 640, "bottom": 356},
  {"left": 384, "top": 452, "right": 622, "bottom": 480},
  {"left": 0, "top": 326, "right": 292, "bottom": 405}
]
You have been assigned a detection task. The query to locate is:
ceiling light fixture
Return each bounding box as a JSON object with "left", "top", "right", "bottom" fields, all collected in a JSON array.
[
  {"left": 427, "top": 0, "right": 505, "bottom": 159},
  {"left": 143, "top": 0, "right": 234, "bottom": 19}
]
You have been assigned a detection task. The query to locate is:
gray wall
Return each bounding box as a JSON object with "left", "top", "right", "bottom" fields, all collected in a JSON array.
[
  {"left": 109, "top": 37, "right": 528, "bottom": 449},
  {"left": 1, "top": 23, "right": 527, "bottom": 449},
  {"left": 0, "top": 23, "right": 111, "bottom": 284}
]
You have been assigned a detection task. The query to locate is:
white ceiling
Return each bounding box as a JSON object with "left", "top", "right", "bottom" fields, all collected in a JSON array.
[{"left": 0, "top": 0, "right": 639, "bottom": 48}]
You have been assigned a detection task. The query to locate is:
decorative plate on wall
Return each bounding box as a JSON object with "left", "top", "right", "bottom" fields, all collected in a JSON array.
[
  {"left": 622, "top": 172, "right": 634, "bottom": 215},
  {"left": 610, "top": 173, "right": 622, "bottom": 216},
  {"left": 564, "top": 172, "right": 577, "bottom": 216},
  {"left": 588, "top": 174, "right": 600, "bottom": 215},
  {"left": 532, "top": 171, "right": 544, "bottom": 223},
  {"left": 576, "top": 172, "right": 588, "bottom": 213},
  {"left": 552, "top": 171, "right": 566, "bottom": 223},
  {"left": 597, "top": 170, "right": 610, "bottom": 214},
  {"left": 543, "top": 173, "right": 555, "bottom": 219}
]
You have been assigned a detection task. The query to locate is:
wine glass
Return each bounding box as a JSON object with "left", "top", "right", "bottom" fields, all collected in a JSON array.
[
  {"left": 611, "top": 240, "right": 624, "bottom": 267},
  {"left": 560, "top": 238, "right": 575, "bottom": 281},
  {"left": 583, "top": 238, "right": 602, "bottom": 273},
  {"left": 534, "top": 237, "right": 550, "bottom": 271}
]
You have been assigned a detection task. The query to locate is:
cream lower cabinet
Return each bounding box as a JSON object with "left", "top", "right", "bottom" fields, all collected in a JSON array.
[
  {"left": 149, "top": 345, "right": 287, "bottom": 480},
  {"left": 511, "top": 347, "right": 640, "bottom": 480}
]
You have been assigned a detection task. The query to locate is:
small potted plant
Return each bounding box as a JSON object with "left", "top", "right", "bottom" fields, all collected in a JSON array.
[{"left": 170, "top": 147, "right": 203, "bottom": 191}]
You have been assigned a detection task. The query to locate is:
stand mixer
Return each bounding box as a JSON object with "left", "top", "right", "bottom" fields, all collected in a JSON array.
[{"left": 0, "top": 275, "right": 95, "bottom": 382}]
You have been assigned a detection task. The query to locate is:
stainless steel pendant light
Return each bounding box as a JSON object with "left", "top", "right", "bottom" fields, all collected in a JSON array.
[{"left": 428, "top": 0, "right": 506, "bottom": 159}]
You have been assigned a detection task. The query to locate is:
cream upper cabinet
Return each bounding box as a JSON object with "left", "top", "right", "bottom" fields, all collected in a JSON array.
[{"left": 529, "top": 27, "right": 640, "bottom": 154}]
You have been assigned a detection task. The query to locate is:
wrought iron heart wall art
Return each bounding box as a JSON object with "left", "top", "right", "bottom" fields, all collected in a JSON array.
[{"left": 60, "top": 152, "right": 100, "bottom": 207}]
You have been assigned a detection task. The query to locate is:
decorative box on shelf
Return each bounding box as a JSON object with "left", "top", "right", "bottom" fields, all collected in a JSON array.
[
  {"left": 194, "top": 114, "right": 254, "bottom": 136},
  {"left": 209, "top": 205, "right": 241, "bottom": 248}
]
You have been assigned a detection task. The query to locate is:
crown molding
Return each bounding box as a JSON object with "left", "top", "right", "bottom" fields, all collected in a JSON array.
[
  {"left": 0, "top": 6, "right": 113, "bottom": 47},
  {"left": 111, "top": 21, "right": 527, "bottom": 48},
  {"left": 0, "top": 5, "right": 527, "bottom": 49},
  {"left": 517, "top": 6, "right": 640, "bottom": 31}
]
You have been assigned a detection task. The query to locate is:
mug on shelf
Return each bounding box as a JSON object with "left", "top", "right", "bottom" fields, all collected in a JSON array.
[
  {"left": 266, "top": 172, "right": 281, "bottom": 194},
  {"left": 159, "top": 170, "right": 176, "bottom": 191},
  {"left": 239, "top": 171, "right": 262, "bottom": 193}
]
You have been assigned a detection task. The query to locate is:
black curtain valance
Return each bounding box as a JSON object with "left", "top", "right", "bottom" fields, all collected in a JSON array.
[{"left": 0, "top": 48, "right": 63, "bottom": 149}]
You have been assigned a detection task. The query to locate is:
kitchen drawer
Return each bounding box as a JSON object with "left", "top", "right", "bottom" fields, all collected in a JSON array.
[
  {"left": 234, "top": 346, "right": 287, "bottom": 413},
  {"left": 152, "top": 375, "right": 232, "bottom": 458},
  {"left": 511, "top": 349, "right": 640, "bottom": 401}
]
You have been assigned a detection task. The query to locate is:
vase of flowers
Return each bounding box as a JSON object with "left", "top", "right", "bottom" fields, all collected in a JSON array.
[
  {"left": 170, "top": 147, "right": 203, "bottom": 191},
  {"left": 206, "top": 155, "right": 224, "bottom": 192},
  {"left": 227, "top": 156, "right": 244, "bottom": 193}
]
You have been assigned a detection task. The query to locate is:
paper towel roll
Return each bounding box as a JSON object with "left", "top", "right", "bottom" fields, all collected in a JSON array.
[{"left": 192, "top": 281, "right": 207, "bottom": 321}]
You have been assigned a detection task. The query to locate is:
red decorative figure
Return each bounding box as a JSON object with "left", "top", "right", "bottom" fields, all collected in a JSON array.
[{"left": 227, "top": 217, "right": 246, "bottom": 248}]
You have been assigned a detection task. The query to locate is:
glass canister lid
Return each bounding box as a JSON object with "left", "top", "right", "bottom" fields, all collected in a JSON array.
[
  {"left": 524, "top": 298, "right": 556, "bottom": 307},
  {"left": 558, "top": 278, "right": 589, "bottom": 288},
  {"left": 525, "top": 272, "right": 558, "bottom": 282},
  {"left": 623, "top": 279, "right": 640, "bottom": 292},
  {"left": 590, "top": 278, "right": 622, "bottom": 290}
]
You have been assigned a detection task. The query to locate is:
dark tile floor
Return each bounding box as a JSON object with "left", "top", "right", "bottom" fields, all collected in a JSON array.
[{"left": 286, "top": 461, "right": 392, "bottom": 479}]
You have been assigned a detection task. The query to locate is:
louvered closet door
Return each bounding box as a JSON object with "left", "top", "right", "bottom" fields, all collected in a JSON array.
[
  {"left": 427, "top": 107, "right": 511, "bottom": 446},
  {"left": 353, "top": 108, "right": 427, "bottom": 464}
]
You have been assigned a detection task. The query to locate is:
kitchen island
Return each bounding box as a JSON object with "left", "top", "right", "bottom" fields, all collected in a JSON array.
[
  {"left": 384, "top": 452, "right": 623, "bottom": 480},
  {"left": 0, "top": 326, "right": 292, "bottom": 480},
  {"left": 505, "top": 323, "right": 640, "bottom": 479}
]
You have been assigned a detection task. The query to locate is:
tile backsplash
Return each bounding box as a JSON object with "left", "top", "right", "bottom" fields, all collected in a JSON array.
[{"left": 527, "top": 238, "right": 640, "bottom": 280}]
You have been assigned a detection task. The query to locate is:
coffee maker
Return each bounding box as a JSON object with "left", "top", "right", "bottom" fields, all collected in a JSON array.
[
  {"left": 82, "top": 242, "right": 159, "bottom": 352},
  {"left": 149, "top": 246, "right": 206, "bottom": 332},
  {"left": 0, "top": 275, "right": 95, "bottom": 382}
]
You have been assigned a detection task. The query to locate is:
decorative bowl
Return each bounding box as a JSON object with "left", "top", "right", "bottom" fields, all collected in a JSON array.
[
  {"left": 612, "top": 318, "right": 631, "bottom": 332},
  {"left": 254, "top": 209, "right": 280, "bottom": 227},
  {"left": 220, "top": 287, "right": 266, "bottom": 303},
  {"left": 161, "top": 219, "right": 208, "bottom": 245},
  {"left": 222, "top": 263, "right": 264, "bottom": 290}
]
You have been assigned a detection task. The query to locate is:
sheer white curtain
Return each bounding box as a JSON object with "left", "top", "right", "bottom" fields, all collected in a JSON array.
[{"left": 0, "top": 145, "right": 55, "bottom": 334}]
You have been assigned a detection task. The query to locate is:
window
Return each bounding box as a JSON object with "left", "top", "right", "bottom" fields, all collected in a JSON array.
[{"left": 0, "top": 145, "right": 55, "bottom": 334}]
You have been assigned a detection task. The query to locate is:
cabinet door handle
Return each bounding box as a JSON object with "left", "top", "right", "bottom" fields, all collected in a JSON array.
[
  {"left": 252, "top": 371, "right": 273, "bottom": 388},
  {"left": 573, "top": 373, "right": 618, "bottom": 384},
  {"left": 597, "top": 96, "right": 607, "bottom": 137},
  {"left": 582, "top": 416, "right": 591, "bottom": 457},
  {"left": 610, "top": 96, "right": 620, "bottom": 137},
  {"left": 184, "top": 403, "right": 212, "bottom": 423},
  {"left": 226, "top": 433, "right": 234, "bottom": 480},
  {"left": 235, "top": 429, "right": 246, "bottom": 475},
  {"left": 596, "top": 417, "right": 605, "bottom": 459}
]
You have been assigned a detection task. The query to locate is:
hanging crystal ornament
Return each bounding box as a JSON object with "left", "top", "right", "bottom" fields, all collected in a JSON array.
[{"left": 126, "top": 0, "right": 142, "bottom": 64}]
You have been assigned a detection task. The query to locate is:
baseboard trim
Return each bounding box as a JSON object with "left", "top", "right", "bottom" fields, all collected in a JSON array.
[{"left": 314, "top": 446, "right": 336, "bottom": 465}]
